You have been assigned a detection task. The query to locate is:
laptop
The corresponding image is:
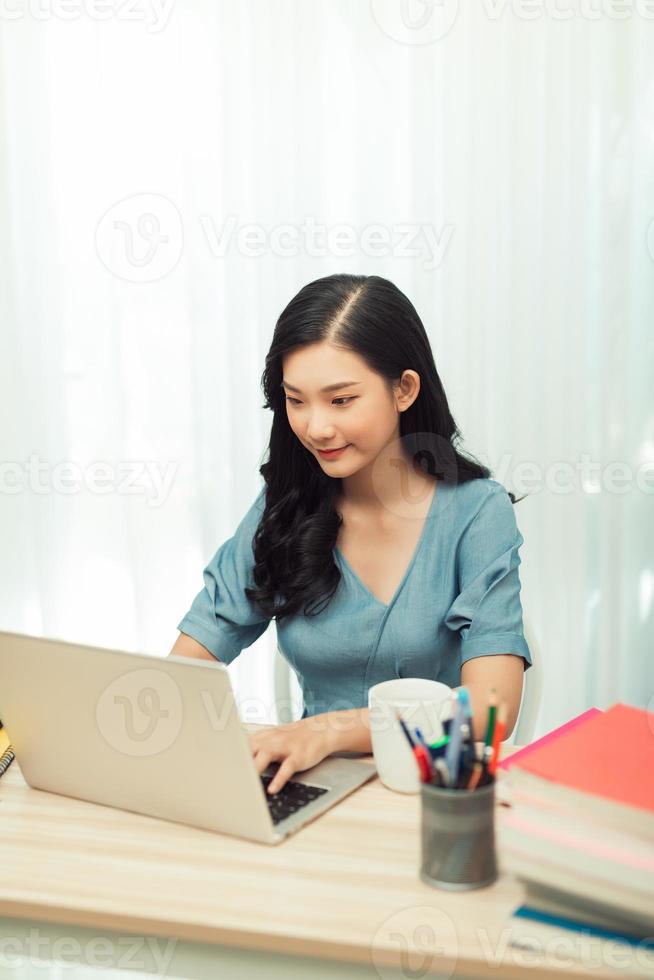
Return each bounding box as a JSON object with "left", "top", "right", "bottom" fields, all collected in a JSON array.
[{"left": 0, "top": 631, "right": 377, "bottom": 844}]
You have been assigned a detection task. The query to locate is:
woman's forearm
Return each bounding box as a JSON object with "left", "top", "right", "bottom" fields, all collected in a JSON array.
[
  {"left": 303, "top": 691, "right": 509, "bottom": 759},
  {"left": 306, "top": 704, "right": 484, "bottom": 756},
  {"left": 304, "top": 707, "right": 373, "bottom": 755},
  {"left": 306, "top": 702, "right": 495, "bottom": 760}
]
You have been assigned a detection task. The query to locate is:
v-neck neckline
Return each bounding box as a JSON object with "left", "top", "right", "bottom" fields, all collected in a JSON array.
[{"left": 334, "top": 479, "right": 439, "bottom": 611}]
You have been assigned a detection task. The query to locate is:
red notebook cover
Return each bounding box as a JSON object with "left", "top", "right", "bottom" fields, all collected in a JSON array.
[
  {"left": 499, "top": 707, "right": 602, "bottom": 771},
  {"left": 510, "top": 703, "right": 654, "bottom": 814}
]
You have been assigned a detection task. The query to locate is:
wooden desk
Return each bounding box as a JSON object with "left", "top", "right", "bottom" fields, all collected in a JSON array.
[{"left": 0, "top": 731, "right": 624, "bottom": 980}]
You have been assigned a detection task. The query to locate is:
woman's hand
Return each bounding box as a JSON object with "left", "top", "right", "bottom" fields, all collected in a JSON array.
[{"left": 249, "top": 718, "right": 333, "bottom": 795}]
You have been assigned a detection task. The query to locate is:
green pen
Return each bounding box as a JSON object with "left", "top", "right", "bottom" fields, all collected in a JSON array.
[{"left": 484, "top": 688, "right": 497, "bottom": 748}]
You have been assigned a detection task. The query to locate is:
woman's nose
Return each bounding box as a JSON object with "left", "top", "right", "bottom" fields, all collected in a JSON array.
[
  {"left": 308, "top": 428, "right": 336, "bottom": 444},
  {"left": 306, "top": 413, "right": 335, "bottom": 441}
]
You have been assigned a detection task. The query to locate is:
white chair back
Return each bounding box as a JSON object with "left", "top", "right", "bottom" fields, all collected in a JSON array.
[
  {"left": 273, "top": 638, "right": 296, "bottom": 724},
  {"left": 510, "top": 612, "right": 543, "bottom": 745}
]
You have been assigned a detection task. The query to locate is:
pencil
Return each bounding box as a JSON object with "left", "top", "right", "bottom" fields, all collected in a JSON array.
[
  {"left": 488, "top": 701, "right": 508, "bottom": 776},
  {"left": 466, "top": 761, "right": 483, "bottom": 791}
]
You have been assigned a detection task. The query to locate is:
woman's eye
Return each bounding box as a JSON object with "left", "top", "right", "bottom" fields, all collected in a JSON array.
[{"left": 285, "top": 396, "right": 355, "bottom": 407}]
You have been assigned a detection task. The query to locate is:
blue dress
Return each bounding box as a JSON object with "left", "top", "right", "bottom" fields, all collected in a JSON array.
[{"left": 177, "top": 478, "right": 532, "bottom": 718}]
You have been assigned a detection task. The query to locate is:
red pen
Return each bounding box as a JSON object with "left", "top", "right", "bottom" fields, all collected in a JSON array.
[
  {"left": 413, "top": 743, "right": 433, "bottom": 782},
  {"left": 395, "top": 711, "right": 432, "bottom": 782}
]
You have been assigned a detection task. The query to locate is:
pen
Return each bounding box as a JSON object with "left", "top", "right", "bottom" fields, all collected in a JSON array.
[
  {"left": 396, "top": 711, "right": 416, "bottom": 749},
  {"left": 466, "top": 761, "right": 483, "bottom": 790},
  {"left": 456, "top": 688, "right": 478, "bottom": 767},
  {"left": 395, "top": 711, "right": 432, "bottom": 783},
  {"left": 413, "top": 727, "right": 435, "bottom": 782},
  {"left": 413, "top": 727, "right": 432, "bottom": 758},
  {"left": 414, "top": 744, "right": 433, "bottom": 782},
  {"left": 484, "top": 688, "right": 497, "bottom": 749},
  {"left": 457, "top": 687, "right": 471, "bottom": 720},
  {"left": 488, "top": 701, "right": 507, "bottom": 776},
  {"left": 414, "top": 726, "right": 428, "bottom": 747},
  {"left": 444, "top": 691, "right": 466, "bottom": 786}
]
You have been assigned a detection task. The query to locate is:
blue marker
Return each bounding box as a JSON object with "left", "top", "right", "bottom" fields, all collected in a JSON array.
[
  {"left": 444, "top": 691, "right": 467, "bottom": 786},
  {"left": 457, "top": 687, "right": 472, "bottom": 719},
  {"left": 456, "top": 687, "right": 477, "bottom": 765}
]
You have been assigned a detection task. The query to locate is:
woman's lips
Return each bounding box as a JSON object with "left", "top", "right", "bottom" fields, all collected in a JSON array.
[{"left": 317, "top": 445, "right": 350, "bottom": 458}]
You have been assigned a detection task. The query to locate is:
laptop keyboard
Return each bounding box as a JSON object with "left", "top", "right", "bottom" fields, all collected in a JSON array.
[{"left": 260, "top": 770, "right": 329, "bottom": 825}]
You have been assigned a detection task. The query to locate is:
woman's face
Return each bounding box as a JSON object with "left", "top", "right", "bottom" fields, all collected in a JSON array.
[{"left": 282, "top": 342, "right": 414, "bottom": 478}]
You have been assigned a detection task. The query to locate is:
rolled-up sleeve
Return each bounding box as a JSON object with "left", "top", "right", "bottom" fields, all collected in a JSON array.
[
  {"left": 444, "top": 483, "right": 532, "bottom": 671},
  {"left": 176, "top": 487, "right": 270, "bottom": 664}
]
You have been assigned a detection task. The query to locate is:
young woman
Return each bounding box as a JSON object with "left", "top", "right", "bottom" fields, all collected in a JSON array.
[{"left": 170, "top": 273, "right": 531, "bottom": 794}]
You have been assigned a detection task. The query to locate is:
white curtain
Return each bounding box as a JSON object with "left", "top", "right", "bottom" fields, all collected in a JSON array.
[{"left": 1, "top": 1, "right": 652, "bottom": 736}]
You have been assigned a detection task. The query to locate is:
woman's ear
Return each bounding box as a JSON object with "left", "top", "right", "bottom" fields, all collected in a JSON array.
[{"left": 396, "top": 369, "right": 420, "bottom": 412}]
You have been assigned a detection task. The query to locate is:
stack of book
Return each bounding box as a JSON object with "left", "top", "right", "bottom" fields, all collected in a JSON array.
[{"left": 498, "top": 703, "right": 654, "bottom": 976}]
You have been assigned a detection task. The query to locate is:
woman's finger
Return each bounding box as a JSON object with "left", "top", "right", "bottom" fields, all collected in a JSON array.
[
  {"left": 267, "top": 756, "right": 297, "bottom": 795},
  {"left": 248, "top": 732, "right": 268, "bottom": 754},
  {"left": 252, "top": 748, "right": 274, "bottom": 775}
]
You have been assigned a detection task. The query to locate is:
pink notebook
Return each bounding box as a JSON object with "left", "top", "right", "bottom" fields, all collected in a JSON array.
[{"left": 499, "top": 707, "right": 602, "bottom": 771}]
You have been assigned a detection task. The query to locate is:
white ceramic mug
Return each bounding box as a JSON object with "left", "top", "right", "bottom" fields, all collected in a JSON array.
[{"left": 368, "top": 678, "right": 453, "bottom": 793}]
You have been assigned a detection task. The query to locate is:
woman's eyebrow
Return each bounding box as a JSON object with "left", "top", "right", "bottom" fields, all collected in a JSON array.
[{"left": 281, "top": 380, "right": 362, "bottom": 394}]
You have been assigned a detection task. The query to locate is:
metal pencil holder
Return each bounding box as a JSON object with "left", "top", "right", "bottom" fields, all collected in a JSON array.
[{"left": 419, "top": 778, "right": 497, "bottom": 891}]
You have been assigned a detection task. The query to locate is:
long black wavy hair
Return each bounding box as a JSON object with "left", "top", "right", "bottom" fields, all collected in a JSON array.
[{"left": 245, "top": 273, "right": 523, "bottom": 623}]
